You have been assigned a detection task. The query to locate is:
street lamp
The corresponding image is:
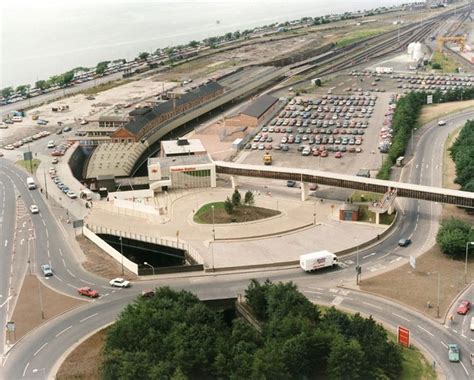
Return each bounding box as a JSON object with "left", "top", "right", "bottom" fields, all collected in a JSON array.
[
  {"left": 144, "top": 261, "right": 155, "bottom": 276},
  {"left": 119, "top": 236, "right": 124, "bottom": 275},
  {"left": 431, "top": 271, "right": 441, "bottom": 318},
  {"left": 211, "top": 205, "right": 215, "bottom": 241},
  {"left": 464, "top": 241, "right": 474, "bottom": 284}
]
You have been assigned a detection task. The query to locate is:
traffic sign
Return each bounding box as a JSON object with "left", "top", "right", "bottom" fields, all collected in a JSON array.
[
  {"left": 6, "top": 321, "right": 15, "bottom": 332},
  {"left": 398, "top": 326, "right": 410, "bottom": 347},
  {"left": 427, "top": 95, "right": 433, "bottom": 105}
]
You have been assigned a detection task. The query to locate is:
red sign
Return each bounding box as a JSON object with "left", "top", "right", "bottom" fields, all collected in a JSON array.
[{"left": 398, "top": 326, "right": 410, "bottom": 348}]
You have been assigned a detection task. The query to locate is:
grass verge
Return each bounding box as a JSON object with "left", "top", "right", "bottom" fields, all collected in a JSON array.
[
  {"left": 335, "top": 28, "right": 386, "bottom": 47},
  {"left": 193, "top": 202, "right": 280, "bottom": 224},
  {"left": 350, "top": 190, "right": 383, "bottom": 203},
  {"left": 16, "top": 159, "right": 41, "bottom": 174},
  {"left": 418, "top": 100, "right": 474, "bottom": 126},
  {"left": 429, "top": 51, "right": 459, "bottom": 73},
  {"left": 358, "top": 205, "right": 395, "bottom": 225}
]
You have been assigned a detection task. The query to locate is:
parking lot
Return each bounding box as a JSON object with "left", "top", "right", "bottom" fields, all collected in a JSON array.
[{"left": 237, "top": 92, "right": 391, "bottom": 176}]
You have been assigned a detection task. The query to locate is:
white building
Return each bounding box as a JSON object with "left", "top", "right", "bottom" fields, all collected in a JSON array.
[{"left": 160, "top": 138, "right": 207, "bottom": 157}]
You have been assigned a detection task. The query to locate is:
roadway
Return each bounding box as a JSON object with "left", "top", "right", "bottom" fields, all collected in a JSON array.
[{"left": 1, "top": 110, "right": 474, "bottom": 378}]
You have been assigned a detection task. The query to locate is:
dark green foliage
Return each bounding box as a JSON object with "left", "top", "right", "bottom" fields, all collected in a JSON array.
[
  {"left": 244, "top": 190, "right": 255, "bottom": 206},
  {"left": 231, "top": 189, "right": 241, "bottom": 207},
  {"left": 96, "top": 61, "right": 111, "bottom": 75},
  {"left": 224, "top": 196, "right": 233, "bottom": 214},
  {"left": 102, "top": 282, "right": 403, "bottom": 380},
  {"left": 436, "top": 218, "right": 474, "bottom": 258},
  {"left": 449, "top": 120, "right": 474, "bottom": 191},
  {"left": 431, "top": 63, "right": 441, "bottom": 69},
  {"left": 138, "top": 52, "right": 150, "bottom": 60}
]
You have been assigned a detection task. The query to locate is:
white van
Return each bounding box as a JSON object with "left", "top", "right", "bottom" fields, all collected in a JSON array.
[
  {"left": 47, "top": 140, "right": 55, "bottom": 149},
  {"left": 26, "top": 177, "right": 36, "bottom": 190}
]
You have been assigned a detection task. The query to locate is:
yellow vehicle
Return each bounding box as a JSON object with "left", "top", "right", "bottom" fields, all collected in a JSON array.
[{"left": 263, "top": 152, "right": 272, "bottom": 165}]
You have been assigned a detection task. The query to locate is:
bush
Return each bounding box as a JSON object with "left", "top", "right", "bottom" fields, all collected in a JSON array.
[
  {"left": 436, "top": 218, "right": 474, "bottom": 258},
  {"left": 231, "top": 189, "right": 241, "bottom": 207},
  {"left": 224, "top": 197, "right": 233, "bottom": 214},
  {"left": 431, "top": 63, "right": 441, "bottom": 70}
]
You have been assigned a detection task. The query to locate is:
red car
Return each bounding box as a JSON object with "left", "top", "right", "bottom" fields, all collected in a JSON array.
[
  {"left": 456, "top": 300, "right": 471, "bottom": 315},
  {"left": 78, "top": 287, "right": 99, "bottom": 298}
]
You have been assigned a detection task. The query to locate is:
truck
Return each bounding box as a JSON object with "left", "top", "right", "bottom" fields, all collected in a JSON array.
[
  {"left": 300, "top": 251, "right": 338, "bottom": 272},
  {"left": 26, "top": 177, "right": 36, "bottom": 190},
  {"left": 263, "top": 152, "right": 272, "bottom": 165}
]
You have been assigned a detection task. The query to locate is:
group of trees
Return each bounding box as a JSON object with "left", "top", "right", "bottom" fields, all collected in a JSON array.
[
  {"left": 437, "top": 218, "right": 474, "bottom": 258},
  {"left": 101, "top": 281, "right": 403, "bottom": 379},
  {"left": 224, "top": 189, "right": 255, "bottom": 214},
  {"left": 449, "top": 119, "right": 474, "bottom": 192}
]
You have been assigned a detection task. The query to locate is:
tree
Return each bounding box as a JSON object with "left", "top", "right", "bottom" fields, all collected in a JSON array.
[
  {"left": 35, "top": 80, "right": 48, "bottom": 90},
  {"left": 96, "top": 60, "right": 110, "bottom": 75},
  {"left": 188, "top": 40, "right": 199, "bottom": 48},
  {"left": 327, "top": 338, "right": 365, "bottom": 380},
  {"left": 1, "top": 87, "right": 13, "bottom": 98},
  {"left": 16, "top": 84, "right": 30, "bottom": 96},
  {"left": 138, "top": 52, "right": 150, "bottom": 60},
  {"left": 59, "top": 71, "right": 74, "bottom": 86},
  {"left": 432, "top": 63, "right": 442, "bottom": 70},
  {"left": 244, "top": 190, "right": 255, "bottom": 206},
  {"left": 224, "top": 197, "right": 234, "bottom": 214},
  {"left": 231, "top": 189, "right": 241, "bottom": 207},
  {"left": 436, "top": 218, "right": 474, "bottom": 258}
]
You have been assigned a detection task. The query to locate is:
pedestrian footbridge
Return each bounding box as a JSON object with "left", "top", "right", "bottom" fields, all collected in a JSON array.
[{"left": 214, "top": 161, "right": 474, "bottom": 209}]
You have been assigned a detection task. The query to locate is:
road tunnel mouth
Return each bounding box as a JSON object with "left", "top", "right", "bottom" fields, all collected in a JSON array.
[{"left": 97, "top": 234, "right": 200, "bottom": 275}]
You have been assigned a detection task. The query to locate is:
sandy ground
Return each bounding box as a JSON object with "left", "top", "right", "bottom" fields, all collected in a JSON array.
[{"left": 418, "top": 100, "right": 474, "bottom": 125}]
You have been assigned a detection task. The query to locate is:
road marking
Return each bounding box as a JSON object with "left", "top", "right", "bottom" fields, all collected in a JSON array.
[
  {"left": 4, "top": 240, "right": 7, "bottom": 247},
  {"left": 390, "top": 257, "right": 402, "bottom": 264},
  {"left": 66, "top": 283, "right": 76, "bottom": 289},
  {"left": 80, "top": 279, "right": 95, "bottom": 285},
  {"left": 332, "top": 296, "right": 344, "bottom": 306},
  {"left": 62, "top": 258, "right": 66, "bottom": 267},
  {"left": 440, "top": 341, "right": 448, "bottom": 349},
  {"left": 66, "top": 269, "right": 76, "bottom": 278},
  {"left": 22, "top": 362, "right": 29, "bottom": 377},
  {"left": 392, "top": 312, "right": 410, "bottom": 322},
  {"left": 33, "top": 342, "right": 48, "bottom": 356},
  {"left": 362, "top": 302, "right": 382, "bottom": 310},
  {"left": 460, "top": 361, "right": 469, "bottom": 376},
  {"left": 0, "top": 296, "right": 12, "bottom": 309},
  {"left": 362, "top": 252, "right": 376, "bottom": 259},
  {"left": 329, "top": 288, "right": 339, "bottom": 293},
  {"left": 417, "top": 325, "right": 434, "bottom": 337},
  {"left": 453, "top": 329, "right": 458, "bottom": 333},
  {"left": 55, "top": 326, "right": 72, "bottom": 338},
  {"left": 80, "top": 312, "right": 98, "bottom": 323},
  {"left": 59, "top": 248, "right": 63, "bottom": 257},
  {"left": 304, "top": 290, "right": 324, "bottom": 295}
]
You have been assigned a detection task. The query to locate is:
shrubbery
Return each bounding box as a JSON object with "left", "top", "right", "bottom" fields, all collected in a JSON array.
[
  {"left": 436, "top": 218, "right": 474, "bottom": 258},
  {"left": 102, "top": 281, "right": 403, "bottom": 379},
  {"left": 449, "top": 120, "right": 474, "bottom": 192}
]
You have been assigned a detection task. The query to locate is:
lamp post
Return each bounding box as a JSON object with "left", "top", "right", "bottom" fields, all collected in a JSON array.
[
  {"left": 431, "top": 271, "right": 441, "bottom": 318},
  {"left": 211, "top": 205, "right": 215, "bottom": 241},
  {"left": 144, "top": 261, "right": 155, "bottom": 276},
  {"left": 464, "top": 242, "right": 474, "bottom": 284},
  {"left": 119, "top": 236, "right": 124, "bottom": 275}
]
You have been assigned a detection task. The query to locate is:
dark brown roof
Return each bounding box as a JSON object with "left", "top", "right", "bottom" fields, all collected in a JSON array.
[{"left": 241, "top": 95, "right": 278, "bottom": 119}]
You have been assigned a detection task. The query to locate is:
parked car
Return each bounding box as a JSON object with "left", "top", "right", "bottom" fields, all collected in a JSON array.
[
  {"left": 398, "top": 238, "right": 411, "bottom": 247},
  {"left": 66, "top": 191, "right": 77, "bottom": 199},
  {"left": 77, "top": 287, "right": 99, "bottom": 298},
  {"left": 63, "top": 126, "right": 72, "bottom": 132},
  {"left": 456, "top": 300, "right": 471, "bottom": 315},
  {"left": 448, "top": 344, "right": 460, "bottom": 362},
  {"left": 438, "top": 120, "right": 446, "bottom": 126},
  {"left": 41, "top": 264, "right": 53, "bottom": 277},
  {"left": 109, "top": 278, "right": 130, "bottom": 288}
]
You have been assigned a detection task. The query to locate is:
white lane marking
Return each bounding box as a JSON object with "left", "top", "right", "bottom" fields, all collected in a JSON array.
[
  {"left": 363, "top": 252, "right": 376, "bottom": 259},
  {"left": 66, "top": 269, "right": 76, "bottom": 278},
  {"left": 392, "top": 312, "right": 410, "bottom": 322},
  {"left": 45, "top": 229, "right": 48, "bottom": 238},
  {"left": 363, "top": 302, "right": 382, "bottom": 310},
  {"left": 55, "top": 326, "right": 72, "bottom": 338},
  {"left": 33, "top": 342, "right": 48, "bottom": 356},
  {"left": 66, "top": 283, "right": 76, "bottom": 289},
  {"left": 80, "top": 312, "right": 98, "bottom": 323},
  {"left": 4, "top": 240, "right": 7, "bottom": 247},
  {"left": 390, "top": 257, "right": 402, "bottom": 264},
  {"left": 453, "top": 329, "right": 458, "bottom": 333},
  {"left": 22, "top": 362, "right": 29, "bottom": 377},
  {"left": 80, "top": 279, "right": 95, "bottom": 285},
  {"left": 304, "top": 290, "right": 324, "bottom": 295},
  {"left": 62, "top": 258, "right": 66, "bottom": 267},
  {"left": 332, "top": 296, "right": 344, "bottom": 306},
  {"left": 0, "top": 296, "right": 12, "bottom": 309},
  {"left": 59, "top": 248, "right": 63, "bottom": 257},
  {"left": 417, "top": 325, "right": 434, "bottom": 337},
  {"left": 460, "top": 360, "right": 469, "bottom": 376},
  {"left": 440, "top": 341, "right": 448, "bottom": 349}
]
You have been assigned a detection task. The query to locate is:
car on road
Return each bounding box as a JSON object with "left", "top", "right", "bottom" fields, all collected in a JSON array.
[
  {"left": 63, "top": 126, "right": 72, "bottom": 132},
  {"left": 109, "top": 278, "right": 130, "bottom": 288},
  {"left": 287, "top": 180, "right": 296, "bottom": 188},
  {"left": 41, "top": 264, "right": 53, "bottom": 277},
  {"left": 77, "top": 287, "right": 99, "bottom": 298},
  {"left": 51, "top": 158, "right": 59, "bottom": 164},
  {"left": 30, "top": 205, "right": 39, "bottom": 214},
  {"left": 438, "top": 120, "right": 447, "bottom": 126},
  {"left": 456, "top": 300, "right": 471, "bottom": 315},
  {"left": 448, "top": 344, "right": 460, "bottom": 362},
  {"left": 398, "top": 238, "right": 411, "bottom": 247}
]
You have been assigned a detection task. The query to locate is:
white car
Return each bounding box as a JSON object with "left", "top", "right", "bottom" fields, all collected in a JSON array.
[
  {"left": 52, "top": 158, "right": 59, "bottom": 164},
  {"left": 109, "top": 278, "right": 130, "bottom": 288},
  {"left": 66, "top": 190, "right": 77, "bottom": 199},
  {"left": 438, "top": 120, "right": 446, "bottom": 126},
  {"left": 30, "top": 205, "right": 39, "bottom": 214}
]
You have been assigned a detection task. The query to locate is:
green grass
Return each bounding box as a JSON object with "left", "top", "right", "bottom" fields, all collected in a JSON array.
[
  {"left": 430, "top": 51, "right": 459, "bottom": 73},
  {"left": 193, "top": 202, "right": 225, "bottom": 224},
  {"left": 350, "top": 191, "right": 383, "bottom": 203},
  {"left": 335, "top": 28, "right": 385, "bottom": 47},
  {"left": 358, "top": 205, "right": 395, "bottom": 225},
  {"left": 16, "top": 159, "right": 41, "bottom": 174}
]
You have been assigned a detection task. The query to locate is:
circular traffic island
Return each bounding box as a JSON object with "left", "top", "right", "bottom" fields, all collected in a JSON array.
[{"left": 193, "top": 201, "right": 280, "bottom": 224}]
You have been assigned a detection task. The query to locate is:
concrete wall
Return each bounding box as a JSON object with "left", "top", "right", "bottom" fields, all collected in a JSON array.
[{"left": 83, "top": 225, "right": 139, "bottom": 274}]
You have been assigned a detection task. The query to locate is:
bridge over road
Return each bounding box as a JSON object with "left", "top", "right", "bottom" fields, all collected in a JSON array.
[{"left": 214, "top": 161, "right": 474, "bottom": 209}]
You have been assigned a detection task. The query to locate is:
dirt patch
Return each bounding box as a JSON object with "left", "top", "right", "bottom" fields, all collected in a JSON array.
[
  {"left": 360, "top": 246, "right": 472, "bottom": 319},
  {"left": 194, "top": 202, "right": 280, "bottom": 224},
  {"left": 8, "top": 275, "right": 85, "bottom": 344},
  {"left": 56, "top": 327, "right": 108, "bottom": 380},
  {"left": 77, "top": 236, "right": 138, "bottom": 280},
  {"left": 418, "top": 100, "right": 474, "bottom": 125}
]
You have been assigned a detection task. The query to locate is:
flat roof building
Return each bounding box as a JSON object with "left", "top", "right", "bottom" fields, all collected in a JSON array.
[
  {"left": 160, "top": 138, "right": 207, "bottom": 157},
  {"left": 225, "top": 94, "right": 280, "bottom": 130}
]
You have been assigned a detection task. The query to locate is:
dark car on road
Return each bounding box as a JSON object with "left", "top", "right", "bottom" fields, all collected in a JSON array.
[
  {"left": 287, "top": 180, "right": 296, "bottom": 188},
  {"left": 398, "top": 238, "right": 411, "bottom": 247}
]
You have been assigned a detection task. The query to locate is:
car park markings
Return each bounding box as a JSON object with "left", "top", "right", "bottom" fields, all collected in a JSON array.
[
  {"left": 440, "top": 341, "right": 448, "bottom": 349},
  {"left": 392, "top": 312, "right": 410, "bottom": 322},
  {"left": 362, "top": 302, "right": 382, "bottom": 310},
  {"left": 55, "top": 326, "right": 72, "bottom": 338},
  {"left": 33, "top": 342, "right": 48, "bottom": 357},
  {"left": 79, "top": 312, "right": 98, "bottom": 323},
  {"left": 417, "top": 325, "right": 434, "bottom": 337}
]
